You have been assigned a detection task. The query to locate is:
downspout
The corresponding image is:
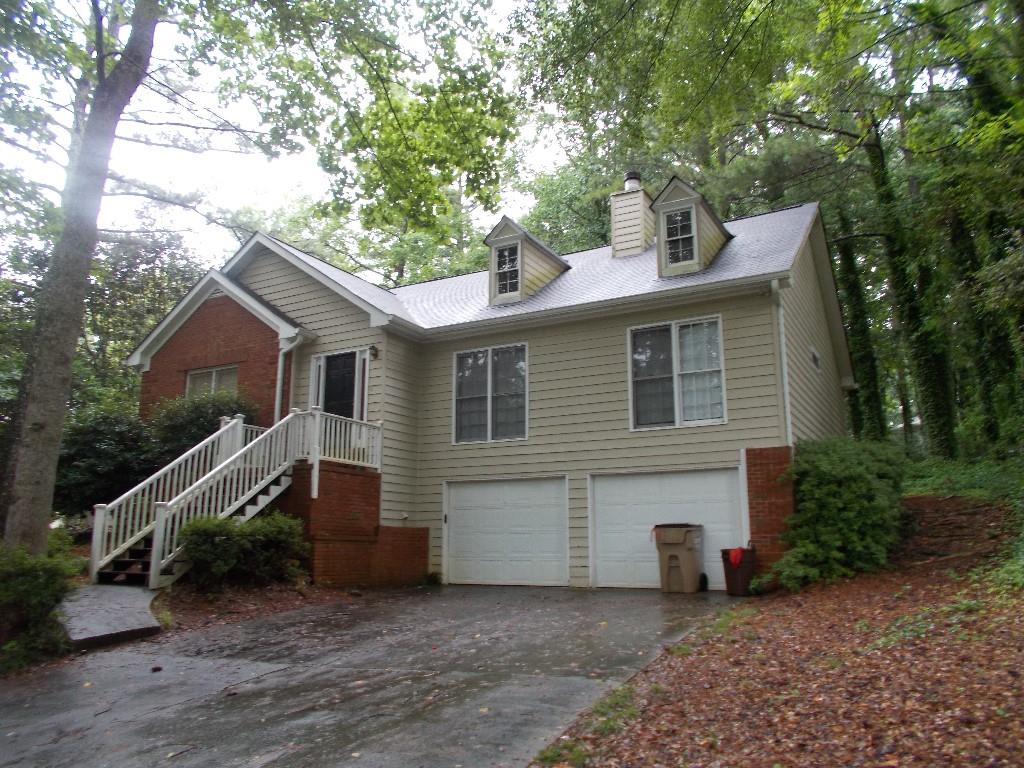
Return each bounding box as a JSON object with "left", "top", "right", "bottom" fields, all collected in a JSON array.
[
  {"left": 274, "top": 336, "right": 303, "bottom": 423},
  {"left": 771, "top": 279, "right": 794, "bottom": 446}
]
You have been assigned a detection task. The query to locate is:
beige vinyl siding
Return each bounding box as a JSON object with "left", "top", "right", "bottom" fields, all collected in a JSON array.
[
  {"left": 610, "top": 189, "right": 655, "bottom": 257},
  {"left": 781, "top": 243, "right": 847, "bottom": 441},
  {"left": 413, "top": 293, "right": 785, "bottom": 585},
  {"left": 698, "top": 203, "right": 728, "bottom": 267},
  {"left": 237, "top": 249, "right": 386, "bottom": 417},
  {"left": 380, "top": 331, "right": 421, "bottom": 523},
  {"left": 521, "top": 239, "right": 564, "bottom": 296}
]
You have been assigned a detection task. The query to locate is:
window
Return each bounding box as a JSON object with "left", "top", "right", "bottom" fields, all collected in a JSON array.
[
  {"left": 186, "top": 365, "right": 238, "bottom": 396},
  {"left": 630, "top": 317, "right": 725, "bottom": 429},
  {"left": 455, "top": 344, "right": 527, "bottom": 442},
  {"left": 664, "top": 208, "right": 695, "bottom": 264},
  {"left": 496, "top": 244, "right": 520, "bottom": 295}
]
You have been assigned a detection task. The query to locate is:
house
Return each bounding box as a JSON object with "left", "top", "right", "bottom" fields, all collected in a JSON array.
[{"left": 94, "top": 174, "right": 853, "bottom": 591}]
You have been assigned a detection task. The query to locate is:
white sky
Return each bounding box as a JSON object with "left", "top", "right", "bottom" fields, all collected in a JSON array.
[{"left": 85, "top": 0, "right": 571, "bottom": 268}]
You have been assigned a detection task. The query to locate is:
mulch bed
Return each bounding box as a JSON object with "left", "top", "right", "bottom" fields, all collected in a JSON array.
[
  {"left": 538, "top": 496, "right": 1023, "bottom": 767},
  {"left": 151, "top": 582, "right": 352, "bottom": 636}
]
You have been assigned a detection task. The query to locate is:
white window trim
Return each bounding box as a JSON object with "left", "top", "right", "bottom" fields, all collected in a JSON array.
[
  {"left": 626, "top": 314, "right": 728, "bottom": 431},
  {"left": 451, "top": 341, "right": 529, "bottom": 445},
  {"left": 186, "top": 364, "right": 239, "bottom": 396},
  {"left": 659, "top": 204, "right": 700, "bottom": 273},
  {"left": 489, "top": 236, "right": 523, "bottom": 304},
  {"left": 308, "top": 347, "right": 371, "bottom": 421}
]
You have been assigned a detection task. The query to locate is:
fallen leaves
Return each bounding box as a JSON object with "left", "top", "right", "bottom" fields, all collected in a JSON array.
[{"left": 532, "top": 497, "right": 1023, "bottom": 767}]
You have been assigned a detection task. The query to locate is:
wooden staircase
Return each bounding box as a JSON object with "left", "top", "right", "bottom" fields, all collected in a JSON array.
[
  {"left": 91, "top": 409, "right": 381, "bottom": 590},
  {"left": 95, "top": 472, "right": 295, "bottom": 585}
]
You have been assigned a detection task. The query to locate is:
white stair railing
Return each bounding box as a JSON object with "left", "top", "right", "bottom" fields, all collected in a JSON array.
[
  {"left": 90, "top": 414, "right": 246, "bottom": 581},
  {"left": 149, "top": 410, "right": 307, "bottom": 588},
  {"left": 320, "top": 411, "right": 383, "bottom": 470}
]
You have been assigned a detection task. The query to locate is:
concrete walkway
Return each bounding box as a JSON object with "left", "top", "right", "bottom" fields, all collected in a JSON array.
[
  {"left": 2, "top": 586, "right": 732, "bottom": 768},
  {"left": 61, "top": 585, "right": 161, "bottom": 650}
]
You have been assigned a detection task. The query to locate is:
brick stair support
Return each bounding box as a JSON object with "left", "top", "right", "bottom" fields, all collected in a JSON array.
[
  {"left": 276, "top": 461, "right": 429, "bottom": 588},
  {"left": 745, "top": 446, "right": 794, "bottom": 573}
]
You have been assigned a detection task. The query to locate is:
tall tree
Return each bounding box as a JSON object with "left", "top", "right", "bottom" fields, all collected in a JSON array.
[{"left": 1, "top": 0, "right": 517, "bottom": 551}]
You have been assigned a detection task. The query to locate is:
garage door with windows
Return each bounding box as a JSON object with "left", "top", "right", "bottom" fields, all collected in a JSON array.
[
  {"left": 446, "top": 478, "right": 568, "bottom": 586},
  {"left": 592, "top": 470, "right": 744, "bottom": 590}
]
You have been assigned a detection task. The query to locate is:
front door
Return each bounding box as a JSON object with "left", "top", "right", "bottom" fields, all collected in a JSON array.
[{"left": 312, "top": 350, "right": 368, "bottom": 419}]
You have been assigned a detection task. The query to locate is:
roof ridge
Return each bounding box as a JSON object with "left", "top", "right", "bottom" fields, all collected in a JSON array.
[
  {"left": 392, "top": 268, "right": 488, "bottom": 290},
  {"left": 722, "top": 202, "right": 808, "bottom": 224},
  {"left": 263, "top": 232, "right": 399, "bottom": 296}
]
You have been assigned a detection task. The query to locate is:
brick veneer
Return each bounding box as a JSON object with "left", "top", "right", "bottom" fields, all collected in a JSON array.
[
  {"left": 276, "top": 462, "right": 429, "bottom": 587},
  {"left": 745, "top": 446, "right": 794, "bottom": 572},
  {"left": 139, "top": 295, "right": 289, "bottom": 427}
]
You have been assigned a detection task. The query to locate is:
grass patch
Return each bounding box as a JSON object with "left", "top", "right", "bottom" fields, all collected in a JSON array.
[
  {"left": 589, "top": 685, "right": 638, "bottom": 735},
  {"left": 707, "top": 606, "right": 757, "bottom": 637},
  {"left": 904, "top": 457, "right": 1024, "bottom": 502},
  {"left": 535, "top": 738, "right": 588, "bottom": 767}
]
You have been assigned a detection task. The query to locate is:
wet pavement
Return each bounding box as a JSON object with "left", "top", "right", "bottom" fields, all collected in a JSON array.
[
  {"left": 60, "top": 585, "right": 160, "bottom": 650},
  {"left": 0, "top": 585, "right": 732, "bottom": 768}
]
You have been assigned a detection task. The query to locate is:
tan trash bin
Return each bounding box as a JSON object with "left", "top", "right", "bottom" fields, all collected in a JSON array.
[{"left": 653, "top": 524, "right": 703, "bottom": 593}]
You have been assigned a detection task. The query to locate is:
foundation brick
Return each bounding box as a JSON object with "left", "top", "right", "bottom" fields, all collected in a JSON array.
[
  {"left": 277, "top": 462, "right": 429, "bottom": 587},
  {"left": 746, "top": 446, "right": 794, "bottom": 572}
]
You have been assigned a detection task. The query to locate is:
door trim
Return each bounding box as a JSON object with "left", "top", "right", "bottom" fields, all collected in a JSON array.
[{"left": 308, "top": 347, "right": 370, "bottom": 419}]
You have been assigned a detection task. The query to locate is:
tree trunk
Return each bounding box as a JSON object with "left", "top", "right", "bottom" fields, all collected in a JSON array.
[
  {"left": 861, "top": 121, "right": 958, "bottom": 457},
  {"left": 833, "top": 210, "right": 887, "bottom": 440},
  {"left": 946, "top": 209, "right": 1002, "bottom": 444},
  {"left": 896, "top": 358, "right": 915, "bottom": 452},
  {"left": 1, "top": 0, "right": 161, "bottom": 553}
]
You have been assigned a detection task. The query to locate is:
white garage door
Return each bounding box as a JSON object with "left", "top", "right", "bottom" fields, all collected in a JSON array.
[
  {"left": 592, "top": 470, "right": 744, "bottom": 590},
  {"left": 446, "top": 478, "right": 568, "bottom": 586}
]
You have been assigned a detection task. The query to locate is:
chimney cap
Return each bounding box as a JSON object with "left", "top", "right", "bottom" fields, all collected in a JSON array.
[{"left": 624, "top": 169, "right": 642, "bottom": 182}]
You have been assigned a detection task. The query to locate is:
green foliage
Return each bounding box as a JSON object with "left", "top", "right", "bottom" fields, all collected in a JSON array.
[
  {"left": 180, "top": 511, "right": 308, "bottom": 592},
  {"left": 181, "top": 0, "right": 518, "bottom": 232},
  {"left": 590, "top": 685, "right": 638, "bottom": 735},
  {"left": 0, "top": 540, "right": 80, "bottom": 674},
  {"left": 535, "top": 739, "right": 588, "bottom": 767},
  {"left": 904, "top": 457, "right": 1024, "bottom": 502},
  {"left": 520, "top": 163, "right": 612, "bottom": 254},
  {"left": 758, "top": 439, "right": 906, "bottom": 591},
  {"left": 54, "top": 408, "right": 156, "bottom": 516},
  {"left": 148, "top": 391, "right": 258, "bottom": 463}
]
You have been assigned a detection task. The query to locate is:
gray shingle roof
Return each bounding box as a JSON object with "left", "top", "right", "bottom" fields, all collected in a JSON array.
[
  {"left": 391, "top": 203, "right": 818, "bottom": 330},
  {"left": 263, "top": 234, "right": 417, "bottom": 324}
]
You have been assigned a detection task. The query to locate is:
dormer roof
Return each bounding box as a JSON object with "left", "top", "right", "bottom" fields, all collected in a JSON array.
[{"left": 483, "top": 216, "right": 571, "bottom": 270}]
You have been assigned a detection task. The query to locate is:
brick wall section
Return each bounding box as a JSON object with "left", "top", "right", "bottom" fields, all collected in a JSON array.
[
  {"left": 139, "top": 295, "right": 289, "bottom": 427},
  {"left": 277, "top": 462, "right": 429, "bottom": 587},
  {"left": 745, "top": 446, "right": 794, "bottom": 572}
]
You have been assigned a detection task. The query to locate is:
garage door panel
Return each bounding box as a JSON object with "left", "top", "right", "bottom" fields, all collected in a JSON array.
[
  {"left": 447, "top": 478, "right": 568, "bottom": 586},
  {"left": 593, "top": 470, "right": 742, "bottom": 590}
]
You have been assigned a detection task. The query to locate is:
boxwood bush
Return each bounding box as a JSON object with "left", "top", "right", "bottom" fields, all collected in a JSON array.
[
  {"left": 759, "top": 438, "right": 906, "bottom": 591},
  {"left": 149, "top": 390, "right": 258, "bottom": 464},
  {"left": 0, "top": 532, "right": 83, "bottom": 674},
  {"left": 53, "top": 391, "right": 260, "bottom": 515},
  {"left": 179, "top": 511, "right": 308, "bottom": 591},
  {"left": 54, "top": 408, "right": 157, "bottom": 515}
]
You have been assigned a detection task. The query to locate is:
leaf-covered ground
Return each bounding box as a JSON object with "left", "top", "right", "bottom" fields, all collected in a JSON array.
[
  {"left": 150, "top": 581, "right": 350, "bottom": 636},
  {"left": 536, "top": 497, "right": 1023, "bottom": 767}
]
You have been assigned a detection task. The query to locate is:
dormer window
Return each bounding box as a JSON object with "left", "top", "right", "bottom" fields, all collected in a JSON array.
[
  {"left": 496, "top": 244, "right": 520, "bottom": 294},
  {"left": 665, "top": 208, "right": 695, "bottom": 264}
]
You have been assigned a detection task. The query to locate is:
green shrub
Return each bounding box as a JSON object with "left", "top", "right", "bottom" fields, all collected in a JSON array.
[
  {"left": 180, "top": 511, "right": 308, "bottom": 591},
  {"left": 0, "top": 542, "right": 80, "bottom": 674},
  {"left": 54, "top": 408, "right": 157, "bottom": 515},
  {"left": 758, "top": 438, "right": 905, "bottom": 591},
  {"left": 149, "top": 391, "right": 258, "bottom": 464}
]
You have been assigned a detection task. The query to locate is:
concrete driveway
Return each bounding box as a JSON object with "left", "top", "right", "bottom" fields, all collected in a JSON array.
[{"left": 0, "top": 586, "right": 731, "bottom": 768}]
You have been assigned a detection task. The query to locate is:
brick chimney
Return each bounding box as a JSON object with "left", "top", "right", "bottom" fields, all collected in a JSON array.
[{"left": 610, "top": 171, "right": 655, "bottom": 257}]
